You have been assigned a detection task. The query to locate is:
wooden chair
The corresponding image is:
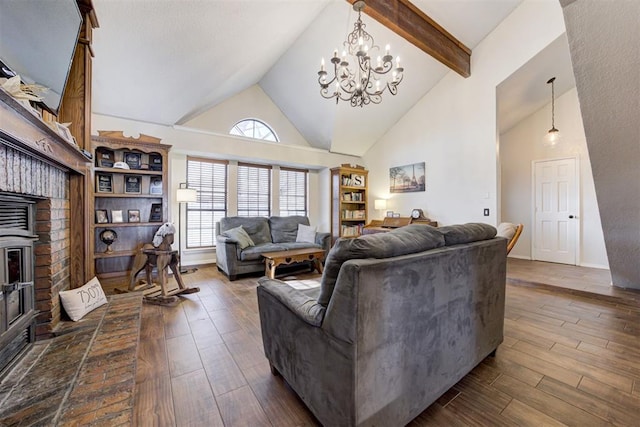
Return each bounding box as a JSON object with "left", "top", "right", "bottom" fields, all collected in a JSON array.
[{"left": 497, "top": 223, "right": 524, "bottom": 255}]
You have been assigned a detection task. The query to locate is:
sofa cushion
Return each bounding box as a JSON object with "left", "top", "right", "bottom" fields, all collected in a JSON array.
[
  {"left": 240, "top": 243, "right": 288, "bottom": 261},
  {"left": 269, "top": 216, "right": 310, "bottom": 243},
  {"left": 317, "top": 224, "right": 445, "bottom": 306},
  {"left": 222, "top": 226, "right": 255, "bottom": 249},
  {"left": 438, "top": 223, "right": 497, "bottom": 246},
  {"left": 220, "top": 216, "right": 272, "bottom": 245},
  {"left": 296, "top": 224, "right": 317, "bottom": 243}
]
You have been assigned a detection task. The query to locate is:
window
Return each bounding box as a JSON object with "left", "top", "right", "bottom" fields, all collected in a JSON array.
[
  {"left": 279, "top": 167, "right": 308, "bottom": 217},
  {"left": 237, "top": 163, "right": 271, "bottom": 217},
  {"left": 186, "top": 157, "right": 227, "bottom": 248},
  {"left": 230, "top": 119, "right": 279, "bottom": 142}
]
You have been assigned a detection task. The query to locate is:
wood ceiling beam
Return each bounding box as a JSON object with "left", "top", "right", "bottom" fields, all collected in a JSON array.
[{"left": 347, "top": 0, "right": 471, "bottom": 77}]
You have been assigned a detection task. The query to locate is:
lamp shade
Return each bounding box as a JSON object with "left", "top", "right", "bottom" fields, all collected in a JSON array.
[
  {"left": 176, "top": 188, "right": 197, "bottom": 203},
  {"left": 374, "top": 199, "right": 387, "bottom": 210}
]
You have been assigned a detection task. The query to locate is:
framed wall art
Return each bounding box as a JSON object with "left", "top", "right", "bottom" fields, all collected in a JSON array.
[{"left": 389, "top": 162, "right": 425, "bottom": 193}]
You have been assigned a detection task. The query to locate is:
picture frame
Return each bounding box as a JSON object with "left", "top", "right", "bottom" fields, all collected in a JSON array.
[
  {"left": 124, "top": 175, "right": 142, "bottom": 194},
  {"left": 389, "top": 162, "right": 426, "bottom": 193},
  {"left": 96, "top": 173, "right": 113, "bottom": 193},
  {"left": 123, "top": 151, "right": 142, "bottom": 170},
  {"left": 393, "top": 212, "right": 401, "bottom": 218},
  {"left": 95, "top": 209, "right": 108, "bottom": 224},
  {"left": 128, "top": 209, "right": 141, "bottom": 223},
  {"left": 111, "top": 210, "right": 124, "bottom": 223},
  {"left": 386, "top": 211, "right": 394, "bottom": 217},
  {"left": 149, "top": 203, "right": 163, "bottom": 222},
  {"left": 149, "top": 176, "right": 163, "bottom": 195},
  {"left": 96, "top": 148, "right": 115, "bottom": 168},
  {"left": 149, "top": 153, "right": 163, "bottom": 171}
]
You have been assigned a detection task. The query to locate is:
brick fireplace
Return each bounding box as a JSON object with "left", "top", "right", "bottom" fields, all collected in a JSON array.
[{"left": 0, "top": 90, "right": 90, "bottom": 365}]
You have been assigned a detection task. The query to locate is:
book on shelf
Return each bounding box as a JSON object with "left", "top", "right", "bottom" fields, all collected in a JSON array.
[
  {"left": 341, "top": 224, "right": 364, "bottom": 237},
  {"left": 340, "top": 174, "right": 366, "bottom": 187},
  {"left": 342, "top": 210, "right": 366, "bottom": 220},
  {"left": 342, "top": 192, "right": 363, "bottom": 202}
]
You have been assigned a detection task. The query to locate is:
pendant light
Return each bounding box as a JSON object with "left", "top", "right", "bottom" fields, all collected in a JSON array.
[{"left": 543, "top": 77, "right": 562, "bottom": 147}]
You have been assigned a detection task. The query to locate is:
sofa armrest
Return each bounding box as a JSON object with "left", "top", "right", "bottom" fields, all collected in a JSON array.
[
  {"left": 315, "top": 232, "right": 331, "bottom": 255},
  {"left": 215, "top": 235, "right": 241, "bottom": 276},
  {"left": 257, "top": 277, "right": 326, "bottom": 327}
]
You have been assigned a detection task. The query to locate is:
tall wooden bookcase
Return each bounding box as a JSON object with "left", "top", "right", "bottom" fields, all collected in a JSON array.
[
  {"left": 330, "top": 164, "right": 369, "bottom": 242},
  {"left": 90, "top": 131, "right": 171, "bottom": 278}
]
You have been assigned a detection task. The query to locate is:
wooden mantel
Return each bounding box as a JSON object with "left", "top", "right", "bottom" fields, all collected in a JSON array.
[{"left": 0, "top": 89, "right": 90, "bottom": 173}]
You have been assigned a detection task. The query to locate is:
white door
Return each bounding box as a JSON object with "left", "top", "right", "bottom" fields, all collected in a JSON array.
[{"left": 533, "top": 158, "right": 578, "bottom": 265}]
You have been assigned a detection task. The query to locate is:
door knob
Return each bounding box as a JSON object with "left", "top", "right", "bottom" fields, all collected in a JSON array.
[{"left": 569, "top": 215, "right": 575, "bottom": 219}]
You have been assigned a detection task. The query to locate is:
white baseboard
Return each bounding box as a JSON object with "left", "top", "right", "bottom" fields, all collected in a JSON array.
[
  {"left": 507, "top": 254, "right": 531, "bottom": 260},
  {"left": 578, "top": 262, "right": 610, "bottom": 270}
]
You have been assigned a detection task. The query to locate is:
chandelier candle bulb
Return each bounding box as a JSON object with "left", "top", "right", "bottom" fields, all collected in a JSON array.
[
  {"left": 321, "top": 58, "right": 325, "bottom": 72},
  {"left": 386, "top": 44, "right": 390, "bottom": 55}
]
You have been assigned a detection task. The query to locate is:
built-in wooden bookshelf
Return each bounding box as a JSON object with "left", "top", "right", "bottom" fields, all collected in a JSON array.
[
  {"left": 90, "top": 131, "right": 170, "bottom": 278},
  {"left": 331, "top": 164, "right": 368, "bottom": 242}
]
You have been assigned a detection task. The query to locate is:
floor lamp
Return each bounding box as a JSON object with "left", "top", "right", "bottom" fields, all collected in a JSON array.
[{"left": 176, "top": 183, "right": 197, "bottom": 274}]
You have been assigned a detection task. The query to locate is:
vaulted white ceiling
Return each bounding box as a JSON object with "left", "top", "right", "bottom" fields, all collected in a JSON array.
[{"left": 92, "top": 0, "right": 527, "bottom": 156}]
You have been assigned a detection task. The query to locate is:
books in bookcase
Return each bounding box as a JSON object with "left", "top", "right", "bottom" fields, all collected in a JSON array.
[{"left": 341, "top": 174, "right": 366, "bottom": 187}]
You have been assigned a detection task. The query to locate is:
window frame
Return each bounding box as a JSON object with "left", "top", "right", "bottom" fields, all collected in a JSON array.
[{"left": 229, "top": 118, "right": 279, "bottom": 142}]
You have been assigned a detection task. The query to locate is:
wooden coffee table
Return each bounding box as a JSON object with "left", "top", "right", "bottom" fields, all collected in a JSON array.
[{"left": 261, "top": 248, "right": 325, "bottom": 279}]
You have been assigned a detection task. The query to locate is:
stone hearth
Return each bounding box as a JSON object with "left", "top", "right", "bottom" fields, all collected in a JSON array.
[{"left": 0, "top": 293, "right": 142, "bottom": 426}]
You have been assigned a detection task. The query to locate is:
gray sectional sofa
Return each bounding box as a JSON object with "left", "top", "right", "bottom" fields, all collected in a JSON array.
[
  {"left": 215, "top": 216, "right": 330, "bottom": 280},
  {"left": 257, "top": 223, "right": 507, "bottom": 426}
]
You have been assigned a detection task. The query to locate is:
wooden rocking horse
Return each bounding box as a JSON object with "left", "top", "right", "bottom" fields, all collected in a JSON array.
[{"left": 128, "top": 222, "right": 199, "bottom": 304}]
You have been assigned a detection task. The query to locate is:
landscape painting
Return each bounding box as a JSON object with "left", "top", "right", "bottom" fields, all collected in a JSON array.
[{"left": 390, "top": 162, "right": 425, "bottom": 193}]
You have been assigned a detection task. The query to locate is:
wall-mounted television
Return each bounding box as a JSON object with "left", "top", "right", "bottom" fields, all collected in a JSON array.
[{"left": 0, "top": 0, "right": 82, "bottom": 116}]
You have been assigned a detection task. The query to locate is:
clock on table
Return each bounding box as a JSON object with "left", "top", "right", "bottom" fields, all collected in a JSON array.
[{"left": 411, "top": 208, "right": 426, "bottom": 219}]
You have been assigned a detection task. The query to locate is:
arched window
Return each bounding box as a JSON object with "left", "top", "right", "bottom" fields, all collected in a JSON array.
[{"left": 229, "top": 119, "right": 279, "bottom": 142}]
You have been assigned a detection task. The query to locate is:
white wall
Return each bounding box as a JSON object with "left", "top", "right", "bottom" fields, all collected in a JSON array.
[
  {"left": 362, "top": 0, "right": 566, "bottom": 228},
  {"left": 500, "top": 88, "right": 608, "bottom": 268},
  {"left": 92, "top": 114, "right": 359, "bottom": 267},
  {"left": 184, "top": 84, "right": 311, "bottom": 147}
]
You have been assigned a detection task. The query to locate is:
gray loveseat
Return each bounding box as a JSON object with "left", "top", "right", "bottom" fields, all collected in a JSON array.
[
  {"left": 257, "top": 223, "right": 507, "bottom": 426},
  {"left": 216, "top": 216, "right": 330, "bottom": 280}
]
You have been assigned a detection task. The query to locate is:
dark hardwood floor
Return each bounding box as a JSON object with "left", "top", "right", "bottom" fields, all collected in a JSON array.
[{"left": 129, "top": 261, "right": 640, "bottom": 426}]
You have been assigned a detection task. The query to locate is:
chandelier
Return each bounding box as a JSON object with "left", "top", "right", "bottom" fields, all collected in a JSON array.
[
  {"left": 543, "top": 77, "right": 562, "bottom": 147},
  {"left": 317, "top": 0, "right": 404, "bottom": 107}
]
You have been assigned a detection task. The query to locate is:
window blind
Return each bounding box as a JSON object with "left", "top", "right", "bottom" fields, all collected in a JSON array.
[
  {"left": 237, "top": 163, "right": 271, "bottom": 217},
  {"left": 279, "top": 167, "right": 308, "bottom": 217},
  {"left": 186, "top": 157, "right": 228, "bottom": 248}
]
